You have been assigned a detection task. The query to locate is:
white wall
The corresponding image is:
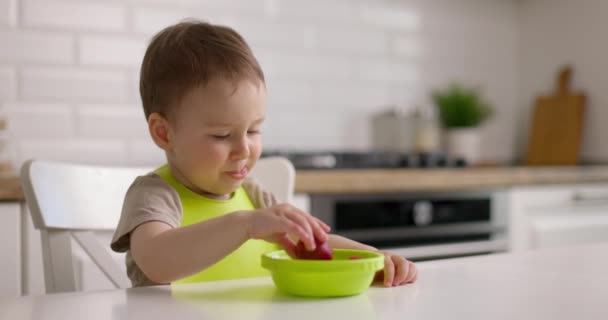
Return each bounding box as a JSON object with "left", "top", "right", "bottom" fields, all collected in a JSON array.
[
  {"left": 0, "top": 0, "right": 519, "bottom": 167},
  {"left": 518, "top": 0, "right": 608, "bottom": 163}
]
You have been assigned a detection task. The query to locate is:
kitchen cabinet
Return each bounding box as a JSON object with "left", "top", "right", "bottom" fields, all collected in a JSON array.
[
  {"left": 507, "top": 184, "right": 608, "bottom": 251},
  {"left": 0, "top": 203, "right": 21, "bottom": 297}
]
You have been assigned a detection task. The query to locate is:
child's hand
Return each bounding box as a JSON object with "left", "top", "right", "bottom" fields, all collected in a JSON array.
[
  {"left": 244, "top": 204, "right": 330, "bottom": 256},
  {"left": 374, "top": 251, "right": 418, "bottom": 287}
]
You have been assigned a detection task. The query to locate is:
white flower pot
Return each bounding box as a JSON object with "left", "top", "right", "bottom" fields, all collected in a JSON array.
[{"left": 445, "top": 128, "right": 482, "bottom": 164}]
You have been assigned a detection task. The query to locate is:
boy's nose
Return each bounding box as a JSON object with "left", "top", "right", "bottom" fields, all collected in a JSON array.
[{"left": 230, "top": 138, "right": 250, "bottom": 160}]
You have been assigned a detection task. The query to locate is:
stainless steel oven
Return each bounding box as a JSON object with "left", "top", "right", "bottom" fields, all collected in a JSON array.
[{"left": 311, "top": 191, "right": 508, "bottom": 261}]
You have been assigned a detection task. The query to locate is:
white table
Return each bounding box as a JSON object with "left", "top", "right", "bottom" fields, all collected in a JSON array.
[{"left": 2, "top": 243, "right": 608, "bottom": 320}]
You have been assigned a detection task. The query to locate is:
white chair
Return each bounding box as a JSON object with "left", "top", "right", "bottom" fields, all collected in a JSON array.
[
  {"left": 249, "top": 156, "right": 296, "bottom": 204},
  {"left": 20, "top": 157, "right": 295, "bottom": 293},
  {"left": 21, "top": 160, "right": 151, "bottom": 293}
]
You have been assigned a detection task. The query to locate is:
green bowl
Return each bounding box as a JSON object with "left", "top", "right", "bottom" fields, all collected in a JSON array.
[{"left": 261, "top": 249, "right": 384, "bottom": 297}]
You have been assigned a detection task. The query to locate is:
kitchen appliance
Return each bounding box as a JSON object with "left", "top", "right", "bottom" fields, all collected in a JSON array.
[
  {"left": 311, "top": 191, "right": 508, "bottom": 261},
  {"left": 370, "top": 109, "right": 414, "bottom": 152},
  {"left": 261, "top": 151, "right": 467, "bottom": 170},
  {"left": 370, "top": 107, "right": 441, "bottom": 154},
  {"left": 261, "top": 151, "right": 504, "bottom": 261}
]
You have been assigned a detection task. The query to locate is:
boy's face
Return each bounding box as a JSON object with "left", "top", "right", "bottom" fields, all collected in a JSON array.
[{"left": 164, "top": 78, "right": 266, "bottom": 197}]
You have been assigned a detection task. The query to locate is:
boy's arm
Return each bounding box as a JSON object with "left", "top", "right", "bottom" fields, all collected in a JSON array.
[
  {"left": 327, "top": 234, "right": 377, "bottom": 251},
  {"left": 131, "top": 204, "right": 328, "bottom": 284},
  {"left": 130, "top": 211, "right": 250, "bottom": 284}
]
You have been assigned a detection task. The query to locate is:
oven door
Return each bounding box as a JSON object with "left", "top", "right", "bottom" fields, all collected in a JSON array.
[
  {"left": 335, "top": 223, "right": 508, "bottom": 261},
  {"left": 310, "top": 191, "right": 508, "bottom": 261}
]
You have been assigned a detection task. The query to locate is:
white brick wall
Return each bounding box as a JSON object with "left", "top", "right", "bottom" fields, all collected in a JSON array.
[
  {"left": 0, "top": 67, "right": 16, "bottom": 100},
  {"left": 269, "top": 0, "right": 358, "bottom": 24},
  {"left": 79, "top": 36, "right": 147, "bottom": 67},
  {"left": 519, "top": 0, "right": 608, "bottom": 163},
  {"left": 0, "top": 0, "right": 16, "bottom": 27},
  {"left": 21, "top": 67, "right": 129, "bottom": 102},
  {"left": 127, "top": 139, "right": 166, "bottom": 167},
  {"left": 0, "top": 31, "right": 74, "bottom": 64},
  {"left": 357, "top": 2, "right": 421, "bottom": 31},
  {"left": 0, "top": 0, "right": 523, "bottom": 167},
  {"left": 236, "top": 21, "right": 315, "bottom": 50},
  {"left": 17, "top": 139, "right": 128, "bottom": 165},
  {"left": 132, "top": 7, "right": 237, "bottom": 35},
  {"left": 314, "top": 27, "right": 389, "bottom": 56},
  {"left": 4, "top": 103, "right": 74, "bottom": 138},
  {"left": 22, "top": 0, "right": 127, "bottom": 31},
  {"left": 76, "top": 105, "right": 147, "bottom": 139},
  {"left": 132, "top": 7, "right": 196, "bottom": 35}
]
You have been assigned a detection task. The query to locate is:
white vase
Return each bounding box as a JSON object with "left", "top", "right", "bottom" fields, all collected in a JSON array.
[{"left": 444, "top": 128, "right": 482, "bottom": 165}]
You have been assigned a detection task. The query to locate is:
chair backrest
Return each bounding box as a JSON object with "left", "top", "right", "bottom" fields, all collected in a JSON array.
[
  {"left": 249, "top": 156, "right": 296, "bottom": 204},
  {"left": 21, "top": 160, "right": 152, "bottom": 293},
  {"left": 20, "top": 157, "right": 295, "bottom": 293}
]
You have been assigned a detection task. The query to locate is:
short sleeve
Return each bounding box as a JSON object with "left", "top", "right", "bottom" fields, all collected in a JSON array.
[
  {"left": 110, "top": 173, "right": 182, "bottom": 252},
  {"left": 242, "top": 177, "right": 279, "bottom": 209}
]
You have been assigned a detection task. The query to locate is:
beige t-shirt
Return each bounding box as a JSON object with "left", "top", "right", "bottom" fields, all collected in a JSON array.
[{"left": 110, "top": 172, "right": 278, "bottom": 287}]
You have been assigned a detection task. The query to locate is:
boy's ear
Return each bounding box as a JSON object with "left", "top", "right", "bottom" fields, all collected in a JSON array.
[{"left": 148, "top": 113, "right": 171, "bottom": 150}]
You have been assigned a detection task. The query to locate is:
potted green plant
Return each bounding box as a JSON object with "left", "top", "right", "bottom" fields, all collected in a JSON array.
[{"left": 432, "top": 84, "right": 493, "bottom": 164}]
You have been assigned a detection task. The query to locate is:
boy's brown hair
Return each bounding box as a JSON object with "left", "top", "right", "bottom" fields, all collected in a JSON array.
[{"left": 139, "top": 20, "right": 265, "bottom": 120}]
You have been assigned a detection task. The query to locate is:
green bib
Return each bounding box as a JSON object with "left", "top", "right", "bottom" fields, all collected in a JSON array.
[{"left": 155, "top": 165, "right": 278, "bottom": 284}]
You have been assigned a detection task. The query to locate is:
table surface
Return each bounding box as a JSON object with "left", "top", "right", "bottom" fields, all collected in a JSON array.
[{"left": 2, "top": 243, "right": 608, "bottom": 320}]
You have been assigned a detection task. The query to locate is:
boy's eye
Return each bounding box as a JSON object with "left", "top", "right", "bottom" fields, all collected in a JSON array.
[
  {"left": 247, "top": 130, "right": 261, "bottom": 135},
  {"left": 211, "top": 134, "right": 230, "bottom": 139}
]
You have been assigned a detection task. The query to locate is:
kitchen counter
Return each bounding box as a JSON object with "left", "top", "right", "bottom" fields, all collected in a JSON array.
[
  {"left": 295, "top": 166, "right": 608, "bottom": 193},
  {"left": 2, "top": 243, "right": 607, "bottom": 319},
  {"left": 3, "top": 166, "right": 608, "bottom": 201},
  {"left": 0, "top": 175, "right": 23, "bottom": 201}
]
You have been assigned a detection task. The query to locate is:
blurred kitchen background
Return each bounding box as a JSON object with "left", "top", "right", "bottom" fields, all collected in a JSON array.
[
  {"left": 3, "top": 0, "right": 608, "bottom": 297},
  {"left": 0, "top": 0, "right": 604, "bottom": 168}
]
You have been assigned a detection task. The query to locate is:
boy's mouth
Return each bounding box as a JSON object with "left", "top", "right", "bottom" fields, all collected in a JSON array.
[{"left": 226, "top": 167, "right": 248, "bottom": 179}]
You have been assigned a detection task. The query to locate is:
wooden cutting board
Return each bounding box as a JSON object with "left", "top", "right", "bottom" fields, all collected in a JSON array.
[{"left": 526, "top": 66, "right": 586, "bottom": 166}]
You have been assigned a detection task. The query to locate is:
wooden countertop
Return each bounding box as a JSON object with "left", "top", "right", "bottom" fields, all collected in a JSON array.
[
  {"left": 294, "top": 166, "right": 608, "bottom": 193},
  {"left": 0, "top": 176, "right": 23, "bottom": 201},
  {"left": 4, "top": 166, "right": 608, "bottom": 201}
]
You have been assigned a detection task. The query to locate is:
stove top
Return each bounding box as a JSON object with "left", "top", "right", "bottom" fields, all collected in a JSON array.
[{"left": 261, "top": 151, "right": 467, "bottom": 170}]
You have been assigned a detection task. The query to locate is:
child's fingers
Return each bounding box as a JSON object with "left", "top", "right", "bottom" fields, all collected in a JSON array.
[
  {"left": 276, "top": 233, "right": 297, "bottom": 258},
  {"left": 383, "top": 254, "right": 395, "bottom": 287},
  {"left": 393, "top": 256, "right": 409, "bottom": 286},
  {"left": 405, "top": 262, "right": 418, "bottom": 283},
  {"left": 387, "top": 256, "right": 418, "bottom": 286},
  {"left": 289, "top": 207, "right": 328, "bottom": 244},
  {"left": 307, "top": 215, "right": 329, "bottom": 242},
  {"left": 284, "top": 210, "right": 316, "bottom": 250},
  {"left": 279, "top": 215, "right": 312, "bottom": 248},
  {"left": 311, "top": 216, "right": 330, "bottom": 232},
  {"left": 316, "top": 217, "right": 331, "bottom": 232}
]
